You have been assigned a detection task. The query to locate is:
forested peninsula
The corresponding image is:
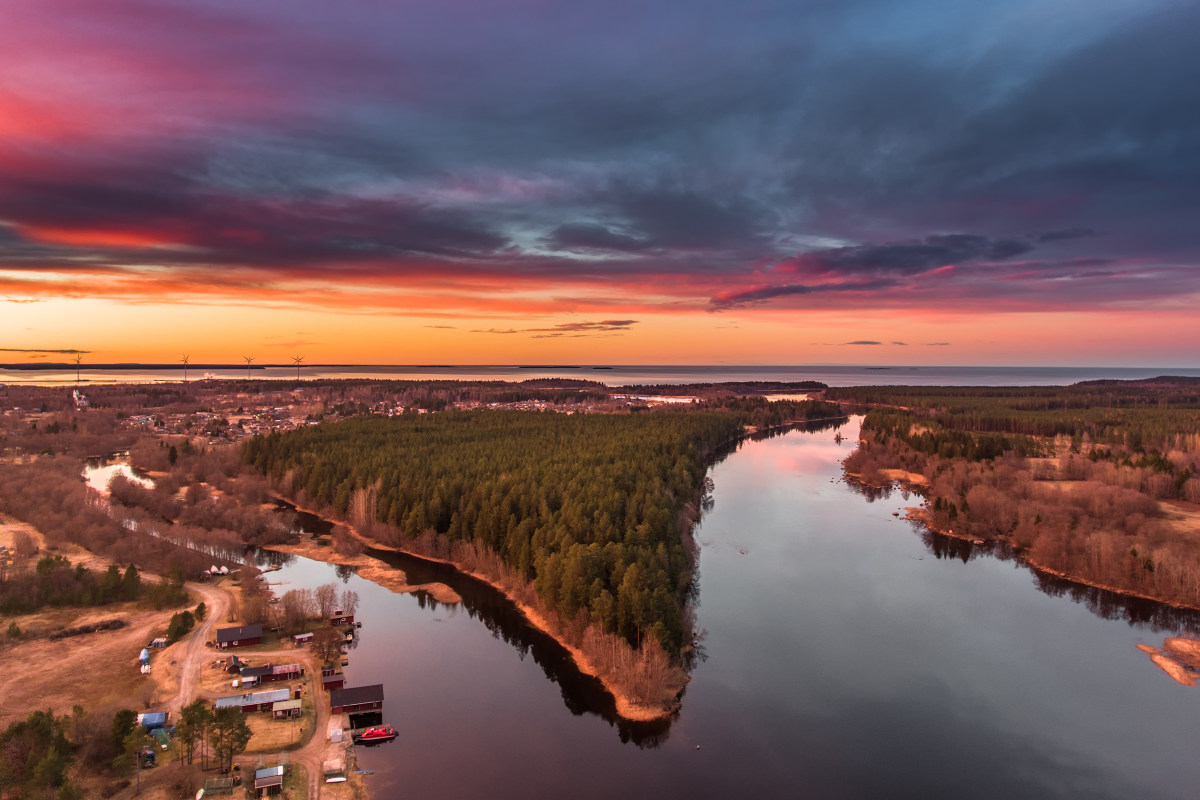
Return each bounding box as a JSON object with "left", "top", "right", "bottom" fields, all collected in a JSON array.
[
  {"left": 828, "top": 378, "right": 1200, "bottom": 609},
  {"left": 243, "top": 400, "right": 842, "bottom": 717}
]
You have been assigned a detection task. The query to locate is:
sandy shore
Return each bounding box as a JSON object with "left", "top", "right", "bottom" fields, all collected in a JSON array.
[
  {"left": 263, "top": 538, "right": 461, "bottom": 604},
  {"left": 1137, "top": 639, "right": 1200, "bottom": 686}
]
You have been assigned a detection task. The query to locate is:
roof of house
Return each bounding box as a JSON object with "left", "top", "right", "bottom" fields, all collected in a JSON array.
[
  {"left": 254, "top": 775, "right": 284, "bottom": 789},
  {"left": 272, "top": 699, "right": 302, "bottom": 711},
  {"left": 322, "top": 673, "right": 343, "bottom": 684},
  {"left": 240, "top": 665, "right": 272, "bottom": 678},
  {"left": 255, "top": 766, "right": 285, "bottom": 780},
  {"left": 329, "top": 683, "right": 384, "bottom": 708},
  {"left": 216, "top": 623, "right": 262, "bottom": 643},
  {"left": 214, "top": 688, "right": 291, "bottom": 708},
  {"left": 271, "top": 663, "right": 301, "bottom": 675},
  {"left": 138, "top": 712, "right": 168, "bottom": 726}
]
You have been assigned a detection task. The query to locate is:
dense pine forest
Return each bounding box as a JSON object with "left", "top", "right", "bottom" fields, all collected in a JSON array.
[
  {"left": 244, "top": 401, "right": 840, "bottom": 657},
  {"left": 830, "top": 379, "right": 1200, "bottom": 608},
  {"left": 246, "top": 411, "right": 728, "bottom": 653}
]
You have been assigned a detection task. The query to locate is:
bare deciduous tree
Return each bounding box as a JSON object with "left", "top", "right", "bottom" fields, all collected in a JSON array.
[
  {"left": 315, "top": 583, "right": 339, "bottom": 619},
  {"left": 339, "top": 589, "right": 360, "bottom": 618}
]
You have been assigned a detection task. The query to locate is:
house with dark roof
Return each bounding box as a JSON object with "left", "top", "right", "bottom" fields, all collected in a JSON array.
[
  {"left": 216, "top": 623, "right": 262, "bottom": 649},
  {"left": 329, "top": 684, "right": 383, "bottom": 714}
]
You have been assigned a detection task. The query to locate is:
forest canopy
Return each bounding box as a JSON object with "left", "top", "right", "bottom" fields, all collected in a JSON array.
[{"left": 244, "top": 404, "right": 838, "bottom": 654}]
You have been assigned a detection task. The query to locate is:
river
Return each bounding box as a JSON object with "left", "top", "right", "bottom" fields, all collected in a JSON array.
[{"left": 266, "top": 418, "right": 1200, "bottom": 799}]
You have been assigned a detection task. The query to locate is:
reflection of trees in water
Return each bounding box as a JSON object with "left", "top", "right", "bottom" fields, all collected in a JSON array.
[
  {"left": 845, "top": 481, "right": 893, "bottom": 503},
  {"left": 334, "top": 563, "right": 356, "bottom": 583},
  {"left": 1032, "top": 570, "right": 1200, "bottom": 634},
  {"left": 250, "top": 548, "right": 296, "bottom": 569},
  {"left": 920, "top": 531, "right": 1003, "bottom": 564},
  {"left": 368, "top": 546, "right": 675, "bottom": 747},
  {"left": 917, "top": 530, "right": 1200, "bottom": 635}
]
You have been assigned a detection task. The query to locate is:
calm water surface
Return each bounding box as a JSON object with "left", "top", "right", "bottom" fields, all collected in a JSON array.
[{"left": 271, "top": 419, "right": 1200, "bottom": 799}]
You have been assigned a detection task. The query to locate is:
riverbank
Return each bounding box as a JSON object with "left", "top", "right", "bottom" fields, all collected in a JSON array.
[
  {"left": 263, "top": 537, "right": 462, "bottom": 604},
  {"left": 270, "top": 498, "right": 682, "bottom": 722},
  {"left": 902, "top": 505, "right": 1200, "bottom": 615}
]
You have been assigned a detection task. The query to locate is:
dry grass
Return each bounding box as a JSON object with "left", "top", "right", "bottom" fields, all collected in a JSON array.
[
  {"left": 243, "top": 708, "right": 312, "bottom": 753},
  {"left": 1159, "top": 501, "right": 1200, "bottom": 538},
  {"left": 0, "top": 602, "right": 175, "bottom": 728},
  {"left": 878, "top": 468, "right": 927, "bottom": 486}
]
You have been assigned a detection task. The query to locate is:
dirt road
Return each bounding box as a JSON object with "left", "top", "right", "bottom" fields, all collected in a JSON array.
[
  {"left": 167, "top": 580, "right": 231, "bottom": 716},
  {"left": 224, "top": 645, "right": 341, "bottom": 799}
]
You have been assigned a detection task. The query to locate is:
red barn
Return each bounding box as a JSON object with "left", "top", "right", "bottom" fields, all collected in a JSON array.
[
  {"left": 216, "top": 623, "right": 263, "bottom": 649},
  {"left": 330, "top": 684, "right": 383, "bottom": 714}
]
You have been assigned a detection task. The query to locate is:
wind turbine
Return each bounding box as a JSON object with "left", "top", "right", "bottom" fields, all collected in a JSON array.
[
  {"left": 292, "top": 355, "right": 304, "bottom": 380},
  {"left": 73, "top": 354, "right": 83, "bottom": 385},
  {"left": 243, "top": 355, "right": 254, "bottom": 380},
  {"left": 180, "top": 354, "right": 190, "bottom": 383}
]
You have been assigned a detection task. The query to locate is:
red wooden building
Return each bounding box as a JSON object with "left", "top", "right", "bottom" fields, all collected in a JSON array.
[
  {"left": 216, "top": 623, "right": 263, "bottom": 650},
  {"left": 329, "top": 684, "right": 383, "bottom": 714}
]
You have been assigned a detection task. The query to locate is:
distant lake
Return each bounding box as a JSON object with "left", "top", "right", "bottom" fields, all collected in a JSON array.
[
  {"left": 5, "top": 363, "right": 1200, "bottom": 387},
  {"left": 267, "top": 418, "right": 1200, "bottom": 799}
]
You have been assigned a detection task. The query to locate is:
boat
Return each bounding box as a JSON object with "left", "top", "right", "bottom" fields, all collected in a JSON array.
[{"left": 353, "top": 726, "right": 398, "bottom": 744}]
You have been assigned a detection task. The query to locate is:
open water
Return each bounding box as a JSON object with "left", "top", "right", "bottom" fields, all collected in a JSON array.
[{"left": 267, "top": 418, "right": 1200, "bottom": 799}]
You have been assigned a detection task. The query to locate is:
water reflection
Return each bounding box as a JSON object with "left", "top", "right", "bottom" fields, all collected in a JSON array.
[
  {"left": 263, "top": 422, "right": 1200, "bottom": 799},
  {"left": 366, "top": 545, "right": 674, "bottom": 747}
]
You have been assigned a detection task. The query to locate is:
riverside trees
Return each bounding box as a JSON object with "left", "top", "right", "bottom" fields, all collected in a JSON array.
[{"left": 834, "top": 379, "right": 1200, "bottom": 608}]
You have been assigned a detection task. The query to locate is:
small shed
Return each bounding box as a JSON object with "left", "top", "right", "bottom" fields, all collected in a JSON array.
[
  {"left": 272, "top": 699, "right": 302, "bottom": 719},
  {"left": 322, "top": 673, "right": 345, "bottom": 692},
  {"left": 329, "top": 684, "right": 383, "bottom": 714},
  {"left": 328, "top": 611, "right": 354, "bottom": 626},
  {"left": 148, "top": 637, "right": 168, "bottom": 649},
  {"left": 216, "top": 623, "right": 263, "bottom": 649},
  {"left": 254, "top": 765, "right": 285, "bottom": 797},
  {"left": 293, "top": 632, "right": 313, "bottom": 646},
  {"left": 241, "top": 665, "right": 272, "bottom": 681}
]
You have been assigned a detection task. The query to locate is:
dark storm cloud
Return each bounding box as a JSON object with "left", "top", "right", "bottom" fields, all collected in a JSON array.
[
  {"left": 543, "top": 224, "right": 646, "bottom": 253},
  {"left": 784, "top": 234, "right": 1034, "bottom": 278},
  {"left": 1, "top": 0, "right": 1198, "bottom": 313},
  {"left": 846, "top": 341, "right": 882, "bottom": 346}
]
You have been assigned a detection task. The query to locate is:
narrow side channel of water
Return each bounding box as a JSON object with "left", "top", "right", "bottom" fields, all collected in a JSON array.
[{"left": 268, "top": 418, "right": 1200, "bottom": 799}]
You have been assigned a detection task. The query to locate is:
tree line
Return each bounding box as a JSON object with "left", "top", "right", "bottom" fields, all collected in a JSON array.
[{"left": 836, "top": 379, "right": 1200, "bottom": 609}]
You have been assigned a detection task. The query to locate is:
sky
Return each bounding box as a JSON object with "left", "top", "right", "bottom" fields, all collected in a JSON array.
[{"left": 2, "top": 0, "right": 1198, "bottom": 366}]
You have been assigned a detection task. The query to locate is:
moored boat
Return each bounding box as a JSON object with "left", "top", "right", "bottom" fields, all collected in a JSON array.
[{"left": 353, "top": 725, "right": 398, "bottom": 744}]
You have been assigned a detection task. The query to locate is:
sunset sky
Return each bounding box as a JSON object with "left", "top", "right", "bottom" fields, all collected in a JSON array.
[{"left": 2, "top": 0, "right": 1198, "bottom": 366}]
